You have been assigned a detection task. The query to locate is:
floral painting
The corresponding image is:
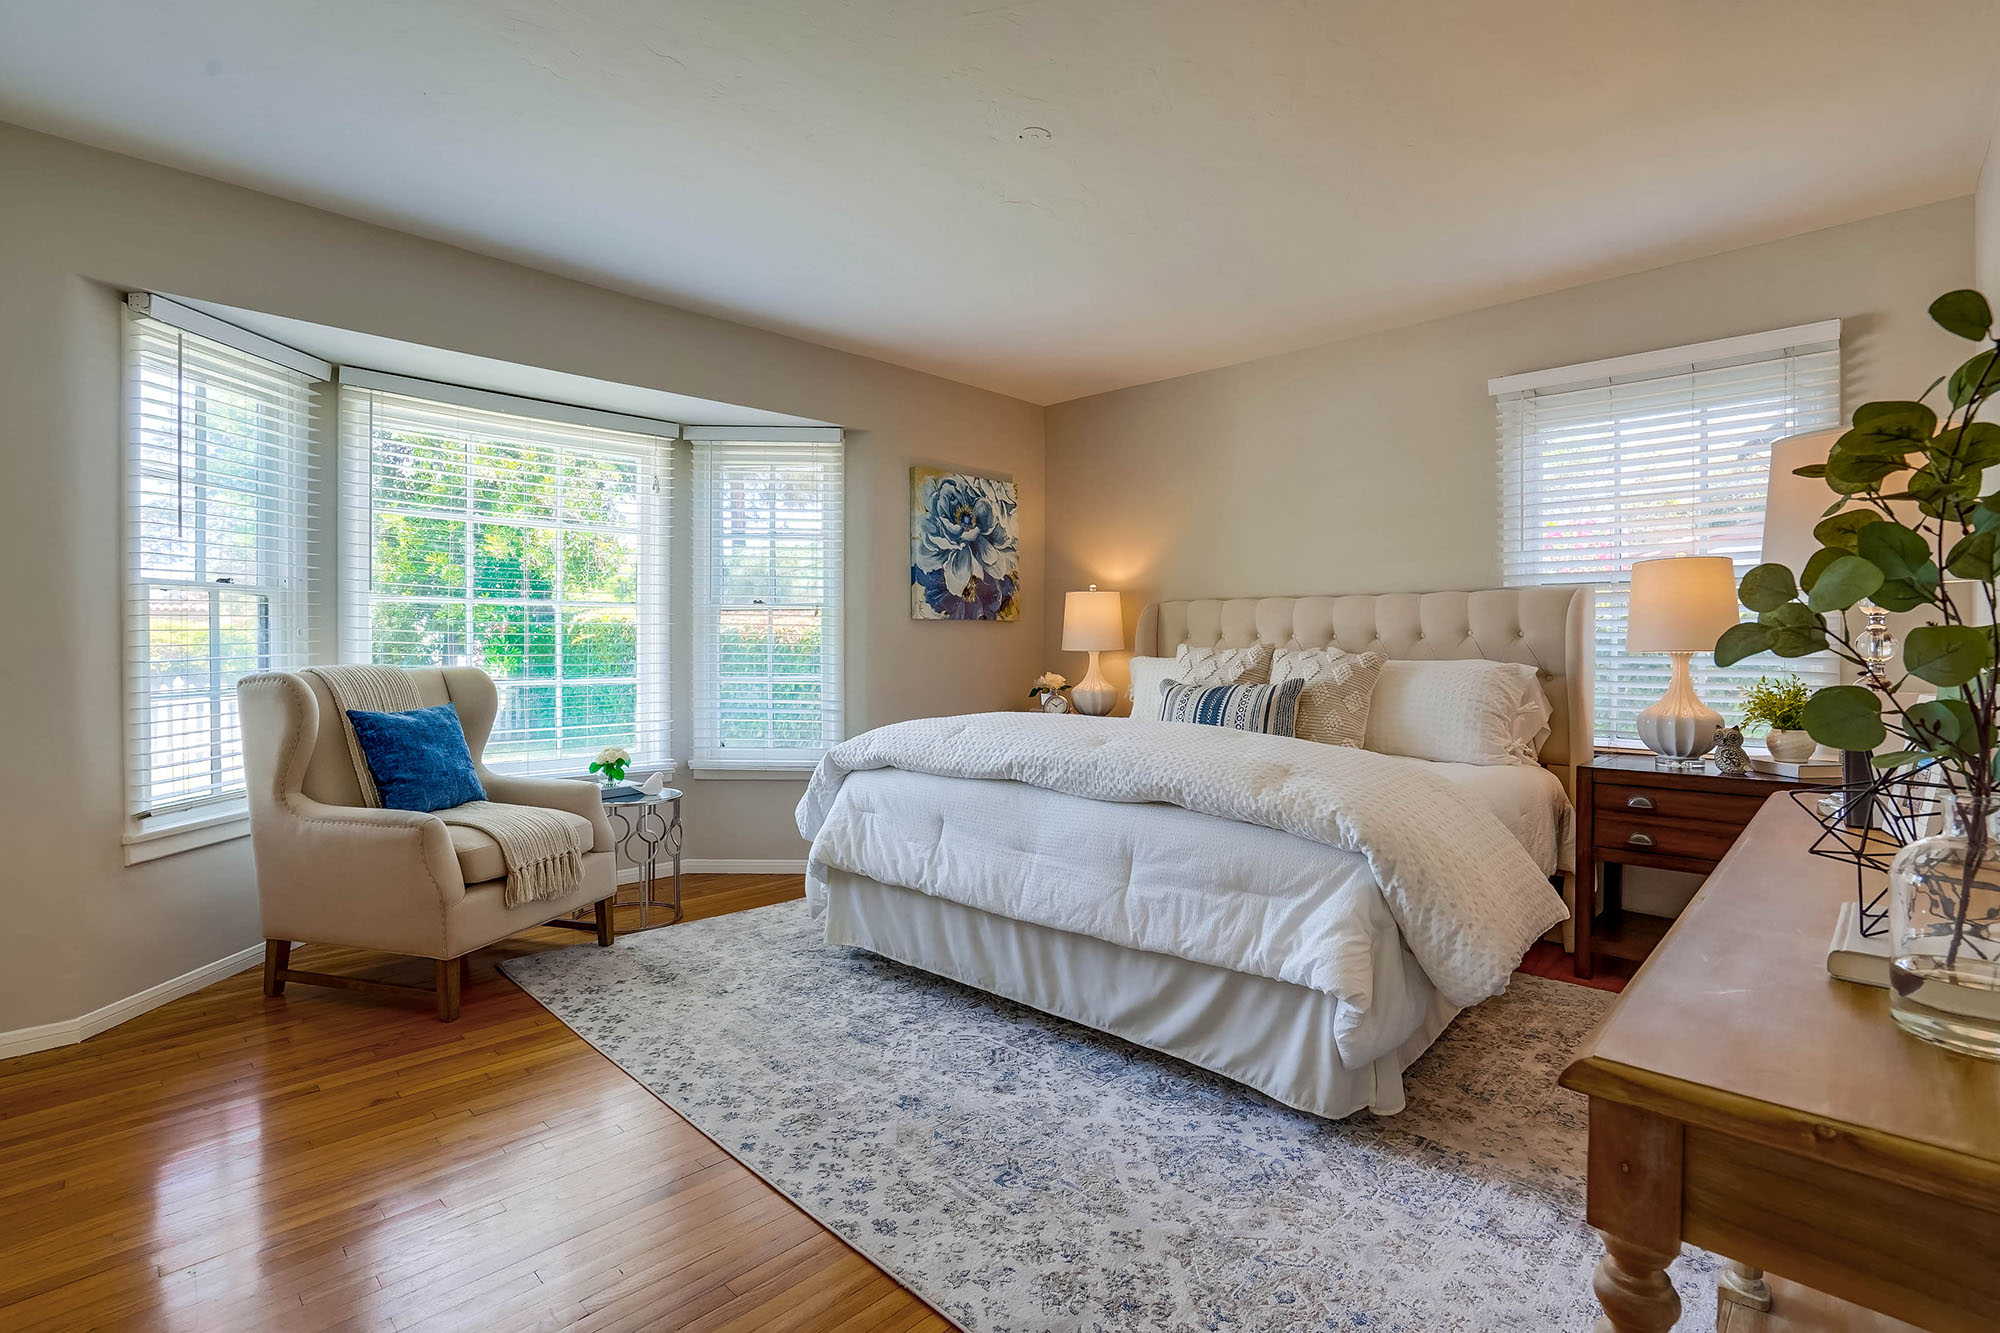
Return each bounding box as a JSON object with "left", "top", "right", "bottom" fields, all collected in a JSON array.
[{"left": 911, "top": 467, "right": 1020, "bottom": 621}]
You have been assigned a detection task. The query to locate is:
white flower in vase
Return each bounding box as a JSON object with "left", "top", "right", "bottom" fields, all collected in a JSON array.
[{"left": 589, "top": 746, "right": 632, "bottom": 785}]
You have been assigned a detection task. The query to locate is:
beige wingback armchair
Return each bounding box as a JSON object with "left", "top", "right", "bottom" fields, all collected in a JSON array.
[{"left": 238, "top": 666, "right": 618, "bottom": 1021}]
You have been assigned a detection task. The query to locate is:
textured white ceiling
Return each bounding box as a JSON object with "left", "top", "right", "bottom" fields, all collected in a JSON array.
[{"left": 2, "top": 1, "right": 1997, "bottom": 404}]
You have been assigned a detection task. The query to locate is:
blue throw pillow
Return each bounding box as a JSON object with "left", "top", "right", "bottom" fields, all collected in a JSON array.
[
  {"left": 345, "top": 704, "right": 487, "bottom": 813},
  {"left": 1157, "top": 678, "right": 1305, "bottom": 737}
]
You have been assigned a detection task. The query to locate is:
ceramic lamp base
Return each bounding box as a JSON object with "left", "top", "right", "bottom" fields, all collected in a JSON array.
[
  {"left": 1635, "top": 651, "right": 1723, "bottom": 766},
  {"left": 1071, "top": 651, "right": 1116, "bottom": 716}
]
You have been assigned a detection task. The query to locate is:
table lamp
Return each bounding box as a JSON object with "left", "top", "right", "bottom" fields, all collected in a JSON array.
[
  {"left": 1062, "top": 585, "right": 1124, "bottom": 716},
  {"left": 1760, "top": 429, "right": 1848, "bottom": 575},
  {"left": 1763, "top": 427, "right": 1955, "bottom": 691},
  {"left": 1627, "top": 556, "right": 1743, "bottom": 769}
]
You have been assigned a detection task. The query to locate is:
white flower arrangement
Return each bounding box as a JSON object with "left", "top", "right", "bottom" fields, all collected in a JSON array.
[
  {"left": 589, "top": 746, "right": 632, "bottom": 783},
  {"left": 1029, "top": 671, "right": 1068, "bottom": 700}
]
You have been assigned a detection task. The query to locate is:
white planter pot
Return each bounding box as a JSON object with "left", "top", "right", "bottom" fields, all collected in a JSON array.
[{"left": 1764, "top": 729, "right": 1816, "bottom": 763}]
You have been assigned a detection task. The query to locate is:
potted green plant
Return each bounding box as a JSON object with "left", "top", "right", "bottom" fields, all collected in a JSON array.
[
  {"left": 1740, "top": 674, "right": 1815, "bottom": 762},
  {"left": 1713, "top": 287, "right": 2000, "bottom": 1059}
]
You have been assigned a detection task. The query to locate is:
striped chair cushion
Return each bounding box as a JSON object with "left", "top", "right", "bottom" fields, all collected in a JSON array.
[{"left": 1157, "top": 677, "right": 1305, "bottom": 736}]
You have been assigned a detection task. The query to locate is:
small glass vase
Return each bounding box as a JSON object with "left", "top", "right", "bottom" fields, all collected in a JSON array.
[{"left": 1886, "top": 796, "right": 2000, "bottom": 1060}]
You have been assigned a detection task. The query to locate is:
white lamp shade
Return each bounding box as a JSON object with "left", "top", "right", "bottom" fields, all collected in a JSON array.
[
  {"left": 1626, "top": 556, "right": 1741, "bottom": 653},
  {"left": 1761, "top": 427, "right": 1922, "bottom": 572},
  {"left": 1061, "top": 587, "right": 1124, "bottom": 652},
  {"left": 1761, "top": 429, "right": 1845, "bottom": 573}
]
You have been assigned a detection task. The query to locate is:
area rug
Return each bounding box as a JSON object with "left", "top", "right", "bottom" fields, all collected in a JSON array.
[{"left": 500, "top": 901, "right": 1719, "bottom": 1331}]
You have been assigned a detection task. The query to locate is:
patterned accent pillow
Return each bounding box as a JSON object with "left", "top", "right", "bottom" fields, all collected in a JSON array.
[
  {"left": 1171, "top": 642, "right": 1274, "bottom": 688},
  {"left": 1157, "top": 677, "right": 1305, "bottom": 736},
  {"left": 1271, "top": 648, "right": 1387, "bottom": 748}
]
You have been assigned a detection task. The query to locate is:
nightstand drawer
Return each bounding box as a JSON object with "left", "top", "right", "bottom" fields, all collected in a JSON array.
[
  {"left": 1592, "top": 783, "right": 1760, "bottom": 826},
  {"left": 1592, "top": 812, "right": 1742, "bottom": 861}
]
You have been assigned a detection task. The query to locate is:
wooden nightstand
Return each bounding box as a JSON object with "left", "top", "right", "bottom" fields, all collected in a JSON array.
[{"left": 1574, "top": 753, "right": 1827, "bottom": 978}]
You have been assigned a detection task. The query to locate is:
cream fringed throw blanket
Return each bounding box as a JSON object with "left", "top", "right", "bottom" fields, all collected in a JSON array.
[{"left": 306, "top": 666, "right": 587, "bottom": 908}]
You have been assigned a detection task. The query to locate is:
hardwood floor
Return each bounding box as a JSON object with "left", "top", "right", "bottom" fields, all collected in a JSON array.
[
  {"left": 1, "top": 874, "right": 1616, "bottom": 1332},
  {"left": 0, "top": 874, "right": 949, "bottom": 1333},
  {"left": 1517, "top": 938, "right": 1631, "bottom": 992}
]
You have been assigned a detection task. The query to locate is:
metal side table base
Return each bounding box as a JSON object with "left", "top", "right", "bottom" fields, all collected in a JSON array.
[{"left": 602, "top": 787, "right": 683, "bottom": 930}]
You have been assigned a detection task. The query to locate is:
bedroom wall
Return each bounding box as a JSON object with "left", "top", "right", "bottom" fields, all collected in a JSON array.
[
  {"left": 1044, "top": 197, "right": 1975, "bottom": 919},
  {"left": 0, "top": 121, "right": 1044, "bottom": 1038},
  {"left": 1978, "top": 119, "right": 2000, "bottom": 297},
  {"left": 1044, "top": 197, "right": 1974, "bottom": 683}
]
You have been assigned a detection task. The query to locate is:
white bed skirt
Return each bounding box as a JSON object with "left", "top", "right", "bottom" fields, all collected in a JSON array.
[{"left": 820, "top": 868, "right": 1460, "bottom": 1118}]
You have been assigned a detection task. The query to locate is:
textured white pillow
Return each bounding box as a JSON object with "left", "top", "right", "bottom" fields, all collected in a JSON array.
[
  {"left": 1270, "top": 648, "right": 1387, "bottom": 748},
  {"left": 1126, "top": 656, "right": 1177, "bottom": 719},
  {"left": 1363, "top": 659, "right": 1551, "bottom": 766},
  {"left": 1172, "top": 642, "right": 1274, "bottom": 688}
]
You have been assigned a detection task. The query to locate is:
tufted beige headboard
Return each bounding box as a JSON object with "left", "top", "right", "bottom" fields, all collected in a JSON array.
[{"left": 1135, "top": 587, "right": 1595, "bottom": 794}]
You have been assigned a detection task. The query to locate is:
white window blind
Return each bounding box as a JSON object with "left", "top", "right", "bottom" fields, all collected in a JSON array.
[
  {"left": 691, "top": 434, "right": 844, "bottom": 769},
  {"left": 125, "top": 309, "right": 317, "bottom": 820},
  {"left": 1495, "top": 323, "right": 1842, "bottom": 748},
  {"left": 340, "top": 384, "right": 672, "bottom": 775}
]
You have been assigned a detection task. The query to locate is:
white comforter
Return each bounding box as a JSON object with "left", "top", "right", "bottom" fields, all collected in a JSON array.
[{"left": 797, "top": 713, "right": 1568, "bottom": 1010}]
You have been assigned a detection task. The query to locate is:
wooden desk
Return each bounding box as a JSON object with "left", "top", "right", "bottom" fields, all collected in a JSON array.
[{"left": 1560, "top": 794, "right": 2000, "bottom": 1333}]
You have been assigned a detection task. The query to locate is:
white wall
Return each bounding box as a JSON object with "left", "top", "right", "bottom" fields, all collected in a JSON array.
[
  {"left": 1044, "top": 198, "right": 1975, "bottom": 920},
  {"left": 0, "top": 122, "right": 1045, "bottom": 1035},
  {"left": 1044, "top": 198, "right": 1976, "bottom": 684},
  {"left": 1978, "top": 119, "right": 2000, "bottom": 298}
]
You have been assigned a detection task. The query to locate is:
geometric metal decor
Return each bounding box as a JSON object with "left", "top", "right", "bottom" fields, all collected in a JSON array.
[{"left": 1790, "top": 762, "right": 1953, "bottom": 938}]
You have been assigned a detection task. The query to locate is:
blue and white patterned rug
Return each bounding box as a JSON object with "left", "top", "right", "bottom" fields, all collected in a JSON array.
[{"left": 501, "top": 901, "right": 1719, "bottom": 1331}]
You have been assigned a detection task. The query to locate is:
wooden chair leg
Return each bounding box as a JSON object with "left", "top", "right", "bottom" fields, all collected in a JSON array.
[
  {"left": 435, "top": 956, "right": 462, "bottom": 1023},
  {"left": 594, "top": 895, "right": 616, "bottom": 947},
  {"left": 263, "top": 940, "right": 291, "bottom": 997}
]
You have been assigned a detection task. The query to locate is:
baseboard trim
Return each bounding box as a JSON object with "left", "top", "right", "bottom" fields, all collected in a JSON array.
[
  {"left": 2, "top": 862, "right": 811, "bottom": 1060},
  {"left": 617, "top": 858, "right": 806, "bottom": 883},
  {"left": 0, "top": 942, "right": 265, "bottom": 1062}
]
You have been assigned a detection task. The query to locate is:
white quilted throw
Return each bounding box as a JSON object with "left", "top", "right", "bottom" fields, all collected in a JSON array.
[{"left": 798, "top": 713, "right": 1569, "bottom": 1007}]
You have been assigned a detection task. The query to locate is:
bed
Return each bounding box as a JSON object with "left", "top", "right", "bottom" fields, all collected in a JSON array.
[{"left": 796, "top": 587, "right": 1594, "bottom": 1119}]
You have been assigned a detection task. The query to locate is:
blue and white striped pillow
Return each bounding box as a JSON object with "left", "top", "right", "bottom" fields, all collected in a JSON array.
[{"left": 1157, "top": 677, "right": 1305, "bottom": 736}]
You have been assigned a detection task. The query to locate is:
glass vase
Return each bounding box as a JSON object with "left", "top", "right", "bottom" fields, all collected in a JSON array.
[{"left": 1886, "top": 796, "right": 2000, "bottom": 1059}]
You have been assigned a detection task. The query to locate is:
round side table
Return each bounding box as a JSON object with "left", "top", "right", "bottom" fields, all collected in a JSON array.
[{"left": 601, "top": 787, "right": 683, "bottom": 928}]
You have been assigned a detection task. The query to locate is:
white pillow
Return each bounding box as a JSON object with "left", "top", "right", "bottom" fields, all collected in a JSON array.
[
  {"left": 1172, "top": 642, "right": 1274, "bottom": 688},
  {"left": 1270, "top": 648, "right": 1387, "bottom": 748},
  {"left": 1126, "top": 656, "right": 1177, "bottom": 719},
  {"left": 1362, "top": 659, "right": 1551, "bottom": 766}
]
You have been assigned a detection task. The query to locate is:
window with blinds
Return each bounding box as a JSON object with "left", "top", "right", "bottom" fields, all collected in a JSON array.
[
  {"left": 691, "top": 433, "right": 844, "bottom": 769},
  {"left": 125, "top": 309, "right": 317, "bottom": 821},
  {"left": 339, "top": 381, "right": 673, "bottom": 775},
  {"left": 1494, "top": 322, "right": 1842, "bottom": 748}
]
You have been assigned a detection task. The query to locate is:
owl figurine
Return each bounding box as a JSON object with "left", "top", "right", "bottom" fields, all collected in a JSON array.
[{"left": 1711, "top": 725, "right": 1749, "bottom": 776}]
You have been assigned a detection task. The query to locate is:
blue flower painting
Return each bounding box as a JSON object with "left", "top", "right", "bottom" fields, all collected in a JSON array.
[{"left": 911, "top": 467, "right": 1020, "bottom": 621}]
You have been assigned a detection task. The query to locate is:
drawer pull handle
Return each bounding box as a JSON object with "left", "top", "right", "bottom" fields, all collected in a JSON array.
[
  {"left": 1627, "top": 832, "right": 1655, "bottom": 847},
  {"left": 1625, "top": 795, "right": 1655, "bottom": 810}
]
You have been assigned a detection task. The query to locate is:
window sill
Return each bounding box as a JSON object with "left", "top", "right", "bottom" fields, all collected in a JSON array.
[
  {"left": 123, "top": 802, "right": 250, "bottom": 865},
  {"left": 688, "top": 766, "right": 816, "bottom": 782}
]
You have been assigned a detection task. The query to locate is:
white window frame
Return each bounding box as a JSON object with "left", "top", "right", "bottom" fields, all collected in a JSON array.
[
  {"left": 1494, "top": 321, "right": 1843, "bottom": 749},
  {"left": 122, "top": 295, "right": 329, "bottom": 862},
  {"left": 690, "top": 429, "right": 845, "bottom": 773},
  {"left": 338, "top": 370, "right": 678, "bottom": 778}
]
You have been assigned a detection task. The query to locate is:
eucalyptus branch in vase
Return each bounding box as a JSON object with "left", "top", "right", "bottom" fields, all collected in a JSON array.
[{"left": 1714, "top": 289, "right": 2000, "bottom": 1054}]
